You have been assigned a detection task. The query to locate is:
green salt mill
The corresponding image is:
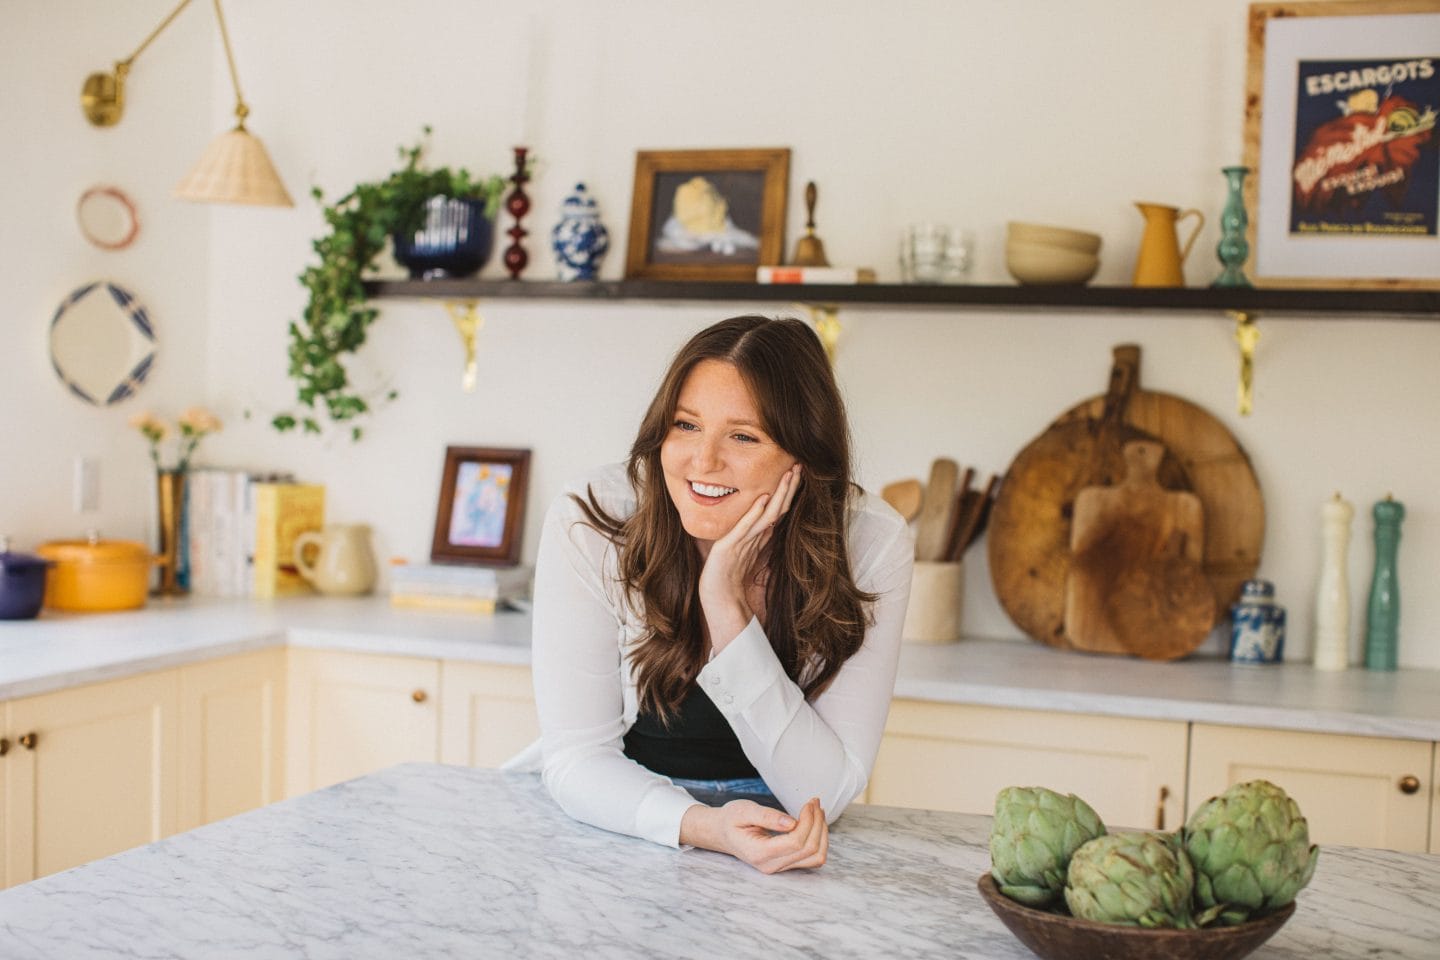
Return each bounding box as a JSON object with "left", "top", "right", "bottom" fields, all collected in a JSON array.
[{"left": 1363, "top": 495, "right": 1405, "bottom": 670}]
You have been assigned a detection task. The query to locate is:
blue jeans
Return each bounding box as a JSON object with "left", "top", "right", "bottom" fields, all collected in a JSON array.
[{"left": 670, "top": 776, "right": 784, "bottom": 811}]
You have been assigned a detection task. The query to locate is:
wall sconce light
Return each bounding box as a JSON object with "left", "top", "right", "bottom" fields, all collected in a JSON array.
[{"left": 80, "top": 0, "right": 293, "bottom": 207}]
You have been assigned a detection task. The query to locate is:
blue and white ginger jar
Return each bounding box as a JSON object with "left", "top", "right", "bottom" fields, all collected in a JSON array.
[
  {"left": 1229, "top": 578, "right": 1286, "bottom": 664},
  {"left": 551, "top": 182, "right": 609, "bottom": 281}
]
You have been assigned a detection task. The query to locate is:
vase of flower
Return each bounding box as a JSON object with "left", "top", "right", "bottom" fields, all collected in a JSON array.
[
  {"left": 1212, "top": 165, "right": 1252, "bottom": 288},
  {"left": 131, "top": 407, "right": 222, "bottom": 597},
  {"left": 155, "top": 469, "right": 186, "bottom": 596}
]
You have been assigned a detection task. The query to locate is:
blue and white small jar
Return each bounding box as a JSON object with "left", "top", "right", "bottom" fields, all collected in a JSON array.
[
  {"left": 551, "top": 182, "right": 609, "bottom": 281},
  {"left": 1229, "top": 579, "right": 1286, "bottom": 664}
]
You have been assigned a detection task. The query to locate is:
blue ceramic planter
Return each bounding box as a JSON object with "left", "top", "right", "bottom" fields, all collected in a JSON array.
[{"left": 393, "top": 197, "right": 494, "bottom": 280}]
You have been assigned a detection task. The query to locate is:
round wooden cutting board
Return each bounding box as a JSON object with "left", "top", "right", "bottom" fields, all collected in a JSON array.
[{"left": 989, "top": 345, "right": 1263, "bottom": 650}]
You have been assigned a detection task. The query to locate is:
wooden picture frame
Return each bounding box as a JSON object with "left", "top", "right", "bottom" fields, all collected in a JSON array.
[
  {"left": 430, "top": 446, "right": 530, "bottom": 566},
  {"left": 1243, "top": 1, "right": 1440, "bottom": 288},
  {"left": 624, "top": 147, "right": 790, "bottom": 281}
]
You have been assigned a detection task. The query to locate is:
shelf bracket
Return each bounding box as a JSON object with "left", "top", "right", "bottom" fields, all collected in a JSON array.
[
  {"left": 799, "top": 304, "right": 841, "bottom": 364},
  {"left": 1230, "top": 309, "right": 1259, "bottom": 416},
  {"left": 443, "top": 300, "right": 484, "bottom": 393}
]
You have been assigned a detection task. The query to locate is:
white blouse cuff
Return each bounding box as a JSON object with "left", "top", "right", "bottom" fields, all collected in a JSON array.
[{"left": 697, "top": 617, "right": 803, "bottom": 754}]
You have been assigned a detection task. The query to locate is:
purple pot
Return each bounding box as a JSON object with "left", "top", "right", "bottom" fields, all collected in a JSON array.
[{"left": 0, "top": 541, "right": 52, "bottom": 620}]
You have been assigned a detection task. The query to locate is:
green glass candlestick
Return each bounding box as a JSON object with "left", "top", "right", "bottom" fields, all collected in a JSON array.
[
  {"left": 1363, "top": 496, "right": 1405, "bottom": 671},
  {"left": 1212, "top": 165, "right": 1252, "bottom": 288}
]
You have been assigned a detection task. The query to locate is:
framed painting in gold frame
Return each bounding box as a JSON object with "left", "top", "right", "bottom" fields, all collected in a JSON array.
[
  {"left": 624, "top": 148, "right": 790, "bottom": 281},
  {"left": 1244, "top": 1, "right": 1440, "bottom": 288}
]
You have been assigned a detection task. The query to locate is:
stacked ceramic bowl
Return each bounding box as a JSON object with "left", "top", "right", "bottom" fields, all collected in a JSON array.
[{"left": 1006, "top": 222, "right": 1102, "bottom": 285}]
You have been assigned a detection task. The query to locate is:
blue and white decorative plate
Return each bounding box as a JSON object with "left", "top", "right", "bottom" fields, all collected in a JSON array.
[{"left": 49, "top": 281, "right": 156, "bottom": 405}]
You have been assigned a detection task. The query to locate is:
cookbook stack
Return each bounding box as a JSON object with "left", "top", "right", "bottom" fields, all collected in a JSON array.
[{"left": 387, "top": 563, "right": 532, "bottom": 613}]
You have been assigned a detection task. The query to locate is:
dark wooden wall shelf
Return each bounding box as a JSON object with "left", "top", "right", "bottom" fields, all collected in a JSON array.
[{"left": 365, "top": 278, "right": 1440, "bottom": 318}]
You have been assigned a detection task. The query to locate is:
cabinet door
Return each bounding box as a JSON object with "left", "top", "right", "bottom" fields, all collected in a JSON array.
[
  {"left": 178, "top": 648, "right": 286, "bottom": 832},
  {"left": 439, "top": 662, "right": 538, "bottom": 768},
  {"left": 869, "top": 701, "right": 1188, "bottom": 831},
  {"left": 285, "top": 648, "right": 439, "bottom": 797},
  {"left": 1188, "top": 723, "right": 1431, "bottom": 853},
  {"left": 4, "top": 669, "right": 179, "bottom": 887},
  {"left": 1431, "top": 744, "right": 1439, "bottom": 856}
]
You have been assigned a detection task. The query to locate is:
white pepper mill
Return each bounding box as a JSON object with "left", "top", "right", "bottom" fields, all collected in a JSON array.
[{"left": 1313, "top": 492, "right": 1353, "bottom": 671}]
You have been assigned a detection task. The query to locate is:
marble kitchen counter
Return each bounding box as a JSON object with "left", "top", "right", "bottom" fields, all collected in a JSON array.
[
  {"left": 1, "top": 763, "right": 1435, "bottom": 959},
  {"left": 2, "top": 596, "right": 1439, "bottom": 740}
]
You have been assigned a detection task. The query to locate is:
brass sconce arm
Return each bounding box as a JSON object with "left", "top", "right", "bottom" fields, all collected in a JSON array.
[
  {"left": 81, "top": 0, "right": 197, "bottom": 127},
  {"left": 78, "top": 0, "right": 292, "bottom": 206}
]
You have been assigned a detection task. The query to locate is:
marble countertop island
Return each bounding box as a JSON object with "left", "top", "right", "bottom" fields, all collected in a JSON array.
[
  {"left": 0, "top": 764, "right": 1435, "bottom": 959},
  {"left": 3, "top": 596, "right": 1440, "bottom": 739}
]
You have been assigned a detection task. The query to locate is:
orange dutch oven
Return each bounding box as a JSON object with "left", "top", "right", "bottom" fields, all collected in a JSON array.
[{"left": 36, "top": 533, "right": 156, "bottom": 612}]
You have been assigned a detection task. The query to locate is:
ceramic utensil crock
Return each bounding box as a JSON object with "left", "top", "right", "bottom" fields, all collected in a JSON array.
[
  {"left": 36, "top": 533, "right": 155, "bottom": 612},
  {"left": 0, "top": 536, "right": 53, "bottom": 620}
]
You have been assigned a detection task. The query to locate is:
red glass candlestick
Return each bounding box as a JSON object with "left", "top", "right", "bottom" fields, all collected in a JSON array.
[{"left": 503, "top": 146, "right": 531, "bottom": 279}]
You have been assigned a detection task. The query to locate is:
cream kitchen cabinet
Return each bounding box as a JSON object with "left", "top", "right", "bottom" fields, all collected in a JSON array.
[
  {"left": 1431, "top": 746, "right": 1439, "bottom": 855},
  {"left": 868, "top": 701, "right": 1188, "bottom": 832},
  {"left": 284, "top": 648, "right": 440, "bottom": 797},
  {"left": 177, "top": 648, "right": 286, "bottom": 832},
  {"left": 2, "top": 670, "right": 179, "bottom": 888},
  {"left": 1188, "top": 723, "right": 1434, "bottom": 854},
  {"left": 439, "top": 662, "right": 538, "bottom": 769}
]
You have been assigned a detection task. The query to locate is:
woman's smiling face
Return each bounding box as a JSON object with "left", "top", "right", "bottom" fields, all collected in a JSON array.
[{"left": 660, "top": 359, "right": 799, "bottom": 550}]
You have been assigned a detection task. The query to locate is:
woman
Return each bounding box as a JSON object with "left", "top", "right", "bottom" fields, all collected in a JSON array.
[{"left": 529, "top": 315, "right": 913, "bottom": 874}]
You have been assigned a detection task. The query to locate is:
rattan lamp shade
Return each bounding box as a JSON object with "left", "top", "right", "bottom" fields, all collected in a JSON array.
[{"left": 173, "top": 126, "right": 293, "bottom": 207}]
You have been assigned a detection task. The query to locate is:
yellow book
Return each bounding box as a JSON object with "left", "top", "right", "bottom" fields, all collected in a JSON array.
[
  {"left": 252, "top": 483, "right": 325, "bottom": 599},
  {"left": 389, "top": 593, "right": 498, "bottom": 614}
]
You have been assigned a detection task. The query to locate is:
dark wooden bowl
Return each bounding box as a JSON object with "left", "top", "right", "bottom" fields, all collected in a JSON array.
[{"left": 977, "top": 873, "right": 1294, "bottom": 960}]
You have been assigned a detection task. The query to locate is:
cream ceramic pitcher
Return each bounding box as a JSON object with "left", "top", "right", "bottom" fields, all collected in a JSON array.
[
  {"left": 1132, "top": 202, "right": 1205, "bottom": 287},
  {"left": 294, "top": 523, "right": 377, "bottom": 596}
]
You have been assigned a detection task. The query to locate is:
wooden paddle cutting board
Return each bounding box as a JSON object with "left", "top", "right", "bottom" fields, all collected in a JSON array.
[
  {"left": 1065, "top": 441, "right": 1216, "bottom": 659},
  {"left": 987, "top": 346, "right": 1193, "bottom": 648},
  {"left": 1053, "top": 348, "right": 1264, "bottom": 624}
]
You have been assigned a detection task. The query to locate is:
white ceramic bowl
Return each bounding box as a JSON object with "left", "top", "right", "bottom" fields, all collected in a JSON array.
[
  {"left": 1005, "top": 240, "right": 1100, "bottom": 286},
  {"left": 1006, "top": 222, "right": 1103, "bottom": 255}
]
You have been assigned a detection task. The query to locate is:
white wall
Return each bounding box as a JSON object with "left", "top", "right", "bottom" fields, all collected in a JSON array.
[{"left": 4, "top": 1, "right": 1437, "bottom": 669}]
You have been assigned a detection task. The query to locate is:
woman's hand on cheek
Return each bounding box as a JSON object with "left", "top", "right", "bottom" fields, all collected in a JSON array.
[
  {"left": 698, "top": 464, "right": 802, "bottom": 651},
  {"left": 683, "top": 797, "right": 829, "bottom": 874}
]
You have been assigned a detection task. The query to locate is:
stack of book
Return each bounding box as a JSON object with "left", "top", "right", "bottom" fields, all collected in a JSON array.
[
  {"left": 387, "top": 563, "right": 533, "bottom": 613},
  {"left": 182, "top": 469, "right": 325, "bottom": 599}
]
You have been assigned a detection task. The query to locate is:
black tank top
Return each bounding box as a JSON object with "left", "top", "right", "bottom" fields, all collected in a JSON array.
[{"left": 623, "top": 683, "right": 759, "bottom": 780}]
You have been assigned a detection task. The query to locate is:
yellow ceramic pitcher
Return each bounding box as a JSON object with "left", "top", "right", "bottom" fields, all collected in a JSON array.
[
  {"left": 293, "top": 523, "right": 377, "bottom": 596},
  {"left": 1132, "top": 202, "right": 1205, "bottom": 288}
]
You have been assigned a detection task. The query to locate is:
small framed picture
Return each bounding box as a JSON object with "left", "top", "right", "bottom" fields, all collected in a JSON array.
[
  {"left": 430, "top": 446, "right": 531, "bottom": 566},
  {"left": 624, "top": 147, "right": 791, "bottom": 281},
  {"left": 1244, "top": 1, "right": 1440, "bottom": 288}
]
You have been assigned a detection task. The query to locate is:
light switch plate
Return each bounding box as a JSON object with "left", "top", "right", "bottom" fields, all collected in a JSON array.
[{"left": 74, "top": 456, "right": 100, "bottom": 512}]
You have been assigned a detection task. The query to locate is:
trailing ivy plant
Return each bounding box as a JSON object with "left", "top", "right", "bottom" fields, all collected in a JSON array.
[{"left": 274, "top": 127, "right": 506, "bottom": 440}]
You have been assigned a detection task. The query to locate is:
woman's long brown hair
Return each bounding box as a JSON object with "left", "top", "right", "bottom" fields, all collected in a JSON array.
[{"left": 574, "top": 315, "right": 876, "bottom": 722}]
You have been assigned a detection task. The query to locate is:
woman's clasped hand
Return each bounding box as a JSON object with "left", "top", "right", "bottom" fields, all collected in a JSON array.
[{"left": 680, "top": 796, "right": 829, "bottom": 874}]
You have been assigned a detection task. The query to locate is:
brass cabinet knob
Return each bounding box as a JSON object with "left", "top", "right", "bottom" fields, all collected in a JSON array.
[
  {"left": 1155, "top": 785, "right": 1170, "bottom": 830},
  {"left": 1399, "top": 775, "right": 1421, "bottom": 795},
  {"left": 19, "top": 732, "right": 38, "bottom": 750},
  {"left": 411, "top": 690, "right": 428, "bottom": 704},
  {"left": 0, "top": 737, "right": 9, "bottom": 757}
]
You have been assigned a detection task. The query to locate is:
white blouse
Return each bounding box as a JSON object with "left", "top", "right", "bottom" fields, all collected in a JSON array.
[{"left": 521, "top": 462, "right": 914, "bottom": 849}]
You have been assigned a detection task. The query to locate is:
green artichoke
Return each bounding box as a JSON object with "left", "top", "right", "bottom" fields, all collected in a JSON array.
[
  {"left": 1183, "top": 779, "right": 1319, "bottom": 925},
  {"left": 989, "top": 786, "right": 1106, "bottom": 907},
  {"left": 1064, "top": 831, "right": 1217, "bottom": 929}
]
